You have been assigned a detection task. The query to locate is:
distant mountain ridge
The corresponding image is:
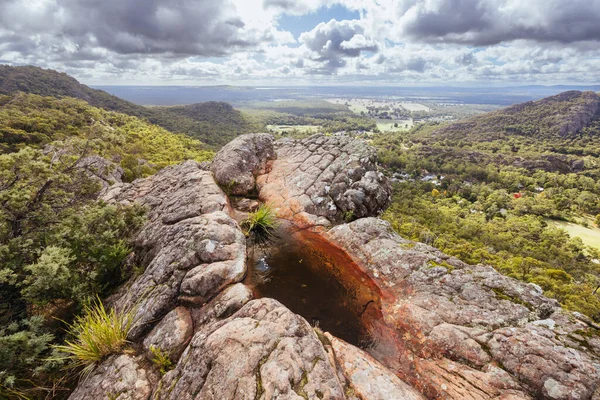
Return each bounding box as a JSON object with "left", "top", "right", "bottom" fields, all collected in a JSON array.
[
  {"left": 430, "top": 90, "right": 600, "bottom": 141},
  {"left": 0, "top": 65, "right": 257, "bottom": 147}
]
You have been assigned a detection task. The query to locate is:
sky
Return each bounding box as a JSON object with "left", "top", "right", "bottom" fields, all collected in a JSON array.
[{"left": 1, "top": 0, "right": 600, "bottom": 86}]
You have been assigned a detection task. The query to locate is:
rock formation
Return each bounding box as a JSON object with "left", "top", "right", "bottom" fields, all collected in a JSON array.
[
  {"left": 255, "top": 134, "right": 392, "bottom": 228},
  {"left": 211, "top": 133, "right": 276, "bottom": 196},
  {"left": 69, "top": 134, "right": 600, "bottom": 400},
  {"left": 325, "top": 218, "right": 600, "bottom": 399}
]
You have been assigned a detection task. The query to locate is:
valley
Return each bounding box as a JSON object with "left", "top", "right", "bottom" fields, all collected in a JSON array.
[
  {"left": 4, "top": 0, "right": 600, "bottom": 398},
  {"left": 0, "top": 65, "right": 599, "bottom": 399}
]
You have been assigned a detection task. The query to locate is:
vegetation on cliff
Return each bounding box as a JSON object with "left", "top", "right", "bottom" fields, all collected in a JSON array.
[
  {"left": 0, "top": 91, "right": 214, "bottom": 398},
  {"left": 0, "top": 148, "right": 146, "bottom": 397},
  {"left": 241, "top": 204, "right": 279, "bottom": 244},
  {"left": 0, "top": 93, "right": 213, "bottom": 179}
]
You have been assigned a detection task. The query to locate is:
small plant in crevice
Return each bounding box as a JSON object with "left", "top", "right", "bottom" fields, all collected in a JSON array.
[
  {"left": 53, "top": 298, "right": 136, "bottom": 378},
  {"left": 149, "top": 345, "right": 173, "bottom": 375},
  {"left": 343, "top": 210, "right": 356, "bottom": 223},
  {"left": 241, "top": 204, "right": 279, "bottom": 245}
]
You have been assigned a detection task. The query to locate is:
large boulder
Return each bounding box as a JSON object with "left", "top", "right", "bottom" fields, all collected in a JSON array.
[
  {"left": 68, "top": 354, "right": 157, "bottom": 400},
  {"left": 155, "top": 298, "right": 347, "bottom": 400},
  {"left": 325, "top": 217, "right": 600, "bottom": 400},
  {"left": 101, "top": 160, "right": 245, "bottom": 339},
  {"left": 326, "top": 333, "right": 425, "bottom": 400},
  {"left": 211, "top": 133, "right": 275, "bottom": 195},
  {"left": 143, "top": 306, "right": 194, "bottom": 362},
  {"left": 256, "top": 134, "right": 392, "bottom": 228}
]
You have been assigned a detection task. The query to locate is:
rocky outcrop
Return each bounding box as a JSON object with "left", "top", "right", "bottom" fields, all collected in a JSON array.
[
  {"left": 68, "top": 354, "right": 158, "bottom": 400},
  {"left": 256, "top": 134, "right": 392, "bottom": 228},
  {"left": 325, "top": 218, "right": 600, "bottom": 400},
  {"left": 69, "top": 134, "right": 600, "bottom": 400},
  {"left": 155, "top": 298, "right": 346, "bottom": 400},
  {"left": 211, "top": 133, "right": 275, "bottom": 195},
  {"left": 101, "top": 160, "right": 244, "bottom": 339},
  {"left": 71, "top": 152, "right": 413, "bottom": 400}
]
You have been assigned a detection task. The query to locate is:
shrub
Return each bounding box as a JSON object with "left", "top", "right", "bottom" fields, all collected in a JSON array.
[
  {"left": 149, "top": 345, "right": 173, "bottom": 375},
  {"left": 241, "top": 204, "right": 279, "bottom": 244},
  {"left": 0, "top": 317, "right": 59, "bottom": 399},
  {"left": 53, "top": 299, "right": 135, "bottom": 377}
]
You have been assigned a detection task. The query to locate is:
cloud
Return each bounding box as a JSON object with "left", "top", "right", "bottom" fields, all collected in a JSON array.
[
  {"left": 299, "top": 19, "right": 377, "bottom": 73},
  {"left": 0, "top": 0, "right": 292, "bottom": 57},
  {"left": 395, "top": 0, "right": 600, "bottom": 45},
  {"left": 1, "top": 0, "right": 600, "bottom": 84}
]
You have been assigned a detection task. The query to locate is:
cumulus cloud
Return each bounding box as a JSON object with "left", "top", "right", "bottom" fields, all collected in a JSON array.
[
  {"left": 1, "top": 0, "right": 600, "bottom": 84},
  {"left": 395, "top": 0, "right": 600, "bottom": 45},
  {"left": 299, "top": 19, "right": 377, "bottom": 73},
  {"left": 0, "top": 0, "right": 292, "bottom": 57}
]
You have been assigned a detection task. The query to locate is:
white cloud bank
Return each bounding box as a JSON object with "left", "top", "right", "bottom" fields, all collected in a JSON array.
[{"left": 0, "top": 0, "right": 599, "bottom": 84}]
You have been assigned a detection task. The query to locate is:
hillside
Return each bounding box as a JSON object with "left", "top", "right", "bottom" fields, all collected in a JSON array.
[
  {"left": 374, "top": 90, "right": 600, "bottom": 324},
  {"left": 0, "top": 65, "right": 258, "bottom": 148},
  {"left": 429, "top": 90, "right": 600, "bottom": 141},
  {"left": 153, "top": 101, "right": 261, "bottom": 147},
  {"left": 0, "top": 92, "right": 213, "bottom": 178}
]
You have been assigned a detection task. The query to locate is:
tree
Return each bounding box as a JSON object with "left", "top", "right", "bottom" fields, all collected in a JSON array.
[{"left": 0, "top": 142, "right": 145, "bottom": 396}]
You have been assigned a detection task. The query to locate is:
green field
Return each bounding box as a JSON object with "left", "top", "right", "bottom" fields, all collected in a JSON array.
[
  {"left": 376, "top": 119, "right": 413, "bottom": 132},
  {"left": 266, "top": 124, "right": 321, "bottom": 134},
  {"left": 546, "top": 219, "right": 600, "bottom": 250}
]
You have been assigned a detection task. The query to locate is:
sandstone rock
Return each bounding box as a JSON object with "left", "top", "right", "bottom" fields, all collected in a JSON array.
[
  {"left": 101, "top": 161, "right": 245, "bottom": 339},
  {"left": 143, "top": 306, "right": 193, "bottom": 362},
  {"left": 190, "top": 282, "right": 253, "bottom": 327},
  {"left": 102, "top": 160, "right": 230, "bottom": 219},
  {"left": 233, "top": 197, "right": 260, "bottom": 212},
  {"left": 256, "top": 134, "right": 392, "bottom": 228},
  {"left": 68, "top": 354, "right": 157, "bottom": 400},
  {"left": 155, "top": 298, "right": 346, "bottom": 400},
  {"left": 325, "top": 217, "right": 600, "bottom": 399},
  {"left": 326, "top": 333, "right": 425, "bottom": 400},
  {"left": 211, "top": 133, "right": 276, "bottom": 195},
  {"left": 76, "top": 155, "right": 124, "bottom": 188},
  {"left": 179, "top": 259, "right": 246, "bottom": 305}
]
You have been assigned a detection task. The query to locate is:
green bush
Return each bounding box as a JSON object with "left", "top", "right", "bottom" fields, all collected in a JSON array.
[{"left": 0, "top": 317, "right": 60, "bottom": 399}]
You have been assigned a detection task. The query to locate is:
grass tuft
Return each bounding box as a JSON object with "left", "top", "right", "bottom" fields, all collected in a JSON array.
[
  {"left": 53, "top": 298, "right": 135, "bottom": 378},
  {"left": 149, "top": 345, "right": 173, "bottom": 375},
  {"left": 241, "top": 204, "right": 279, "bottom": 245}
]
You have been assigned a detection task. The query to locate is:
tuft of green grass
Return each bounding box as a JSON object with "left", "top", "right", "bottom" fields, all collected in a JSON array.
[
  {"left": 149, "top": 345, "right": 173, "bottom": 375},
  {"left": 241, "top": 204, "right": 279, "bottom": 244},
  {"left": 53, "top": 298, "right": 136, "bottom": 377}
]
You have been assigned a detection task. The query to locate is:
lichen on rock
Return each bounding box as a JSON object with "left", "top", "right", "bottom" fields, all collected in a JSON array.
[
  {"left": 211, "top": 133, "right": 276, "bottom": 196},
  {"left": 256, "top": 134, "right": 392, "bottom": 228}
]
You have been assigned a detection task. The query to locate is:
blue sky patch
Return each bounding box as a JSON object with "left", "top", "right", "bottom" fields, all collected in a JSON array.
[{"left": 278, "top": 4, "right": 361, "bottom": 39}]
